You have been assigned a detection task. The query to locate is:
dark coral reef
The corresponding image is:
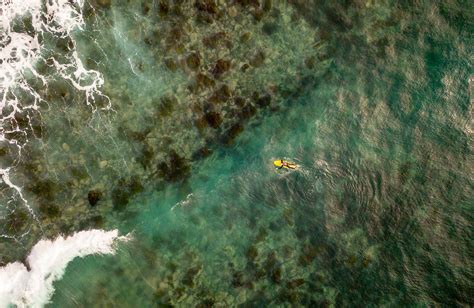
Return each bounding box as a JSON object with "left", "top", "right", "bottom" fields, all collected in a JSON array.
[{"left": 0, "top": 0, "right": 327, "bottom": 264}]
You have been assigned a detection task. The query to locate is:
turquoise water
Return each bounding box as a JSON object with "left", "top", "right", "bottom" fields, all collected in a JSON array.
[{"left": 1, "top": 0, "right": 473, "bottom": 306}]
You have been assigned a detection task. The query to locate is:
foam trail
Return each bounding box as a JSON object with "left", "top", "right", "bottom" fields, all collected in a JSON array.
[
  {"left": 0, "top": 229, "right": 130, "bottom": 307},
  {"left": 0, "top": 0, "right": 109, "bottom": 239}
]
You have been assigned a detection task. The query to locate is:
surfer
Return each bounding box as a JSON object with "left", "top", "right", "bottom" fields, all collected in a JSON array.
[{"left": 274, "top": 159, "right": 297, "bottom": 170}]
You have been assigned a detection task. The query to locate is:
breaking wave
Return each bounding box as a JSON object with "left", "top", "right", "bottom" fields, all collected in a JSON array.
[{"left": 0, "top": 229, "right": 129, "bottom": 307}]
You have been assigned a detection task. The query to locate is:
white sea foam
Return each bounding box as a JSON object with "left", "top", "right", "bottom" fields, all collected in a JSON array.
[
  {"left": 0, "top": 229, "right": 129, "bottom": 307},
  {"left": 0, "top": 0, "right": 108, "bottom": 236},
  {"left": 0, "top": 0, "right": 107, "bottom": 140}
]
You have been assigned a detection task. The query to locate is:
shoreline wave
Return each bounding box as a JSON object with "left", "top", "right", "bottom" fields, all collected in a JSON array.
[{"left": 0, "top": 229, "right": 129, "bottom": 307}]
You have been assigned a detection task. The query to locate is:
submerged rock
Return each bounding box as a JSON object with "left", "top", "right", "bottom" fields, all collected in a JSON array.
[
  {"left": 270, "top": 267, "right": 282, "bottom": 284},
  {"left": 195, "top": 0, "right": 218, "bottom": 15},
  {"left": 256, "top": 228, "right": 268, "bottom": 242},
  {"left": 39, "top": 203, "right": 61, "bottom": 219},
  {"left": 255, "top": 94, "right": 272, "bottom": 107},
  {"left": 263, "top": 251, "right": 282, "bottom": 284},
  {"left": 128, "top": 176, "right": 144, "bottom": 195},
  {"left": 240, "top": 32, "right": 251, "bottom": 43},
  {"left": 211, "top": 59, "right": 231, "bottom": 78},
  {"left": 111, "top": 187, "right": 128, "bottom": 211},
  {"left": 202, "top": 31, "right": 228, "bottom": 49},
  {"left": 157, "top": 150, "right": 191, "bottom": 182},
  {"left": 195, "top": 116, "right": 209, "bottom": 132},
  {"left": 111, "top": 177, "right": 144, "bottom": 211},
  {"left": 27, "top": 179, "right": 58, "bottom": 201},
  {"left": 195, "top": 73, "right": 215, "bottom": 89},
  {"left": 263, "top": 0, "right": 273, "bottom": 12},
  {"left": 186, "top": 52, "right": 201, "bottom": 71},
  {"left": 158, "top": 1, "right": 170, "bottom": 17},
  {"left": 232, "top": 271, "right": 244, "bottom": 288},
  {"left": 204, "top": 111, "right": 222, "bottom": 128},
  {"left": 234, "top": 0, "right": 260, "bottom": 8},
  {"left": 164, "top": 57, "right": 178, "bottom": 72},
  {"left": 250, "top": 50, "right": 266, "bottom": 67},
  {"left": 87, "top": 190, "right": 102, "bottom": 206},
  {"left": 287, "top": 278, "right": 305, "bottom": 289},
  {"left": 298, "top": 244, "right": 321, "bottom": 266},
  {"left": 70, "top": 166, "right": 89, "bottom": 180},
  {"left": 197, "top": 298, "right": 215, "bottom": 308},
  {"left": 91, "top": 0, "right": 111, "bottom": 9},
  {"left": 194, "top": 0, "right": 220, "bottom": 24},
  {"left": 138, "top": 145, "right": 154, "bottom": 169},
  {"left": 90, "top": 215, "right": 104, "bottom": 228},
  {"left": 246, "top": 245, "right": 258, "bottom": 262},
  {"left": 262, "top": 22, "right": 278, "bottom": 35},
  {"left": 234, "top": 96, "right": 246, "bottom": 107},
  {"left": 192, "top": 146, "right": 212, "bottom": 160},
  {"left": 209, "top": 84, "right": 232, "bottom": 104},
  {"left": 278, "top": 290, "right": 301, "bottom": 304},
  {"left": 5, "top": 209, "right": 29, "bottom": 233},
  {"left": 158, "top": 95, "right": 177, "bottom": 117},
  {"left": 222, "top": 123, "right": 244, "bottom": 145},
  {"left": 182, "top": 265, "right": 201, "bottom": 287},
  {"left": 142, "top": 2, "right": 151, "bottom": 15}
]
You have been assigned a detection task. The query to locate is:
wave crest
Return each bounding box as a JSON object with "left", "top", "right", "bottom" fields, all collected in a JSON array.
[{"left": 0, "top": 229, "right": 129, "bottom": 307}]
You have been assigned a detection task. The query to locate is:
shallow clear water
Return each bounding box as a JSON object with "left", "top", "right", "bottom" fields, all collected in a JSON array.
[{"left": 1, "top": 0, "right": 473, "bottom": 306}]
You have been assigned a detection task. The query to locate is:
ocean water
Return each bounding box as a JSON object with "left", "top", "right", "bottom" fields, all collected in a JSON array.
[{"left": 0, "top": 0, "right": 473, "bottom": 307}]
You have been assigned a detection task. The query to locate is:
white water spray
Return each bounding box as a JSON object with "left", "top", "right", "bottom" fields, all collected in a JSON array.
[{"left": 0, "top": 229, "right": 130, "bottom": 307}]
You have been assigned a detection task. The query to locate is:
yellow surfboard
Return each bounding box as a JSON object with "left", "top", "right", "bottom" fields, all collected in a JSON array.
[{"left": 274, "top": 160, "right": 298, "bottom": 170}]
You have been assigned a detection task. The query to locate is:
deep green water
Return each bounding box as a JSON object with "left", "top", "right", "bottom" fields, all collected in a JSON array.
[{"left": 1, "top": 0, "right": 473, "bottom": 306}]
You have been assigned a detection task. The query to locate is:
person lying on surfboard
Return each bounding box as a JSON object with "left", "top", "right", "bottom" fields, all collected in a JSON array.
[{"left": 274, "top": 159, "right": 297, "bottom": 170}]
